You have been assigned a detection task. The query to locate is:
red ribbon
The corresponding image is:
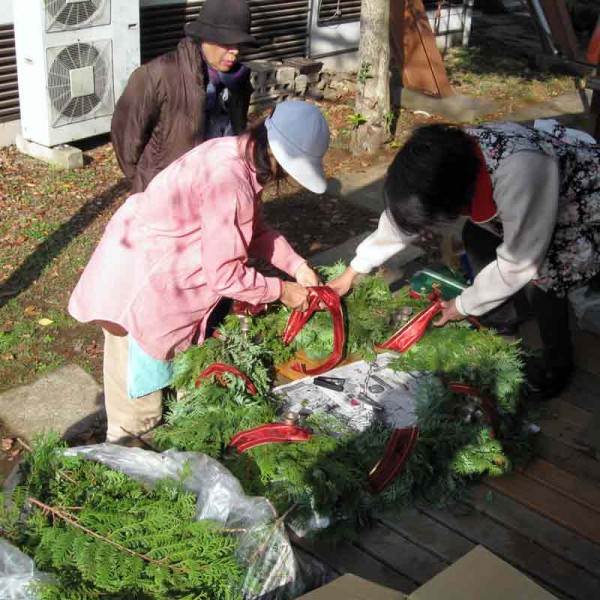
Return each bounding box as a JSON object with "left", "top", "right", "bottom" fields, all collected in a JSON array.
[
  {"left": 195, "top": 362, "right": 258, "bottom": 395},
  {"left": 229, "top": 423, "right": 313, "bottom": 453},
  {"left": 368, "top": 425, "right": 420, "bottom": 494},
  {"left": 231, "top": 300, "right": 268, "bottom": 317},
  {"left": 282, "top": 286, "right": 346, "bottom": 376},
  {"left": 376, "top": 296, "right": 443, "bottom": 353}
]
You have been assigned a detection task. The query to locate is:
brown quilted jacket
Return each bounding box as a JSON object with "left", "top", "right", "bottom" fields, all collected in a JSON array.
[{"left": 111, "top": 38, "right": 252, "bottom": 193}]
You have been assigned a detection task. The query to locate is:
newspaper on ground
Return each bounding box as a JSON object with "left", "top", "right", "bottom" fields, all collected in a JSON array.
[{"left": 274, "top": 353, "right": 424, "bottom": 433}]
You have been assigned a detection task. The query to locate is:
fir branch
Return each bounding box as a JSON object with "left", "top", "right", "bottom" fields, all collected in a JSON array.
[{"left": 26, "top": 498, "right": 191, "bottom": 575}]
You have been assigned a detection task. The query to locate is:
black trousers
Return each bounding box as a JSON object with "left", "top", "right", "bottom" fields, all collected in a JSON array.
[{"left": 462, "top": 220, "right": 573, "bottom": 369}]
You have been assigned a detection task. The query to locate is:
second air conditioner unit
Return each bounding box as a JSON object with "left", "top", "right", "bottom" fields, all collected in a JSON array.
[{"left": 13, "top": 0, "right": 140, "bottom": 148}]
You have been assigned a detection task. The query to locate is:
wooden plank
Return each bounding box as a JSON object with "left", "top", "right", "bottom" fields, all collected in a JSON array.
[
  {"left": 355, "top": 522, "right": 449, "bottom": 585},
  {"left": 537, "top": 399, "right": 591, "bottom": 452},
  {"left": 380, "top": 509, "right": 474, "bottom": 563},
  {"left": 537, "top": 433, "right": 600, "bottom": 484},
  {"left": 573, "top": 330, "right": 600, "bottom": 377},
  {"left": 574, "top": 408, "right": 600, "bottom": 458},
  {"left": 520, "top": 458, "right": 600, "bottom": 513},
  {"left": 470, "top": 485, "right": 600, "bottom": 578},
  {"left": 485, "top": 472, "right": 600, "bottom": 544},
  {"left": 421, "top": 505, "right": 600, "bottom": 600},
  {"left": 296, "top": 537, "right": 417, "bottom": 593},
  {"left": 559, "top": 369, "right": 600, "bottom": 413}
]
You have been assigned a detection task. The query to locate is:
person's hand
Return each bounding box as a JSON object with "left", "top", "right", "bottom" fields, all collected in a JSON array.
[
  {"left": 280, "top": 281, "right": 310, "bottom": 311},
  {"left": 295, "top": 263, "right": 321, "bottom": 288},
  {"left": 327, "top": 267, "right": 358, "bottom": 297},
  {"left": 434, "top": 299, "right": 465, "bottom": 327}
]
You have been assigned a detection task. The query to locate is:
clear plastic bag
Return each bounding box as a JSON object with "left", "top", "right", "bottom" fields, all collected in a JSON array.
[
  {"left": 0, "top": 539, "right": 53, "bottom": 600},
  {"left": 62, "top": 443, "right": 330, "bottom": 599}
]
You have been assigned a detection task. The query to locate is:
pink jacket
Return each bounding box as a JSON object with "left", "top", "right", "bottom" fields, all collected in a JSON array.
[{"left": 69, "top": 136, "right": 306, "bottom": 360}]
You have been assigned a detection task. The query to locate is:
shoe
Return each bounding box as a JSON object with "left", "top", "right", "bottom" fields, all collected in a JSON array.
[{"left": 523, "top": 357, "right": 573, "bottom": 400}]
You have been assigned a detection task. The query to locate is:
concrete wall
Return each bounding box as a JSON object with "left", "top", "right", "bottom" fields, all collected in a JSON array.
[
  {"left": 0, "top": 0, "right": 13, "bottom": 25},
  {"left": 0, "top": 119, "right": 20, "bottom": 147}
]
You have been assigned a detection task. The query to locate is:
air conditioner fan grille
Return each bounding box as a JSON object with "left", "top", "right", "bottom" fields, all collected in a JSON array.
[
  {"left": 45, "top": 0, "right": 108, "bottom": 29},
  {"left": 47, "top": 41, "right": 112, "bottom": 124}
]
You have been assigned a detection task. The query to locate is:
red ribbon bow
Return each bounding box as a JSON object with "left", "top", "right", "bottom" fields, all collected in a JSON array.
[
  {"left": 282, "top": 286, "right": 346, "bottom": 376},
  {"left": 195, "top": 362, "right": 258, "bottom": 395}
]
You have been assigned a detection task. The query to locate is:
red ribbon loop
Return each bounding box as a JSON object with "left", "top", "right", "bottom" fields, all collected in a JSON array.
[
  {"left": 195, "top": 362, "right": 258, "bottom": 395},
  {"left": 229, "top": 423, "right": 314, "bottom": 453},
  {"left": 368, "top": 425, "right": 420, "bottom": 494},
  {"left": 376, "top": 297, "right": 443, "bottom": 353},
  {"left": 282, "top": 286, "right": 346, "bottom": 376}
]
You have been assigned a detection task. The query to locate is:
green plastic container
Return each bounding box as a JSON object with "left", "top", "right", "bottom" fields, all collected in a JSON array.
[{"left": 410, "top": 266, "right": 468, "bottom": 300}]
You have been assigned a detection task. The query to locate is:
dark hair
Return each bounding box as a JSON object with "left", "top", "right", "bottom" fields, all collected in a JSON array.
[
  {"left": 384, "top": 124, "right": 481, "bottom": 234},
  {"left": 243, "top": 115, "right": 285, "bottom": 187}
]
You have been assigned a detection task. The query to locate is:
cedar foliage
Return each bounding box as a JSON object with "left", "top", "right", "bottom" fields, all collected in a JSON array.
[{"left": 1, "top": 434, "right": 244, "bottom": 599}]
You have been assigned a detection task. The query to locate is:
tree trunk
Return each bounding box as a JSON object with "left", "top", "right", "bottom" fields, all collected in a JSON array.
[{"left": 350, "top": 0, "right": 391, "bottom": 155}]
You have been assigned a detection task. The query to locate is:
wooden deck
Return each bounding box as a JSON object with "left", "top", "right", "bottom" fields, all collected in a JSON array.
[{"left": 298, "top": 323, "right": 600, "bottom": 600}]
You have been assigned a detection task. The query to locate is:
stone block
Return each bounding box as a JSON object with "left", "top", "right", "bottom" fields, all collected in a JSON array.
[
  {"left": 294, "top": 74, "right": 309, "bottom": 96},
  {"left": 16, "top": 134, "right": 84, "bottom": 170},
  {"left": 0, "top": 364, "right": 105, "bottom": 442},
  {"left": 276, "top": 66, "right": 297, "bottom": 85}
]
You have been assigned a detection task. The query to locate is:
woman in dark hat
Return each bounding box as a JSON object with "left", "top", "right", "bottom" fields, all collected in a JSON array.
[{"left": 111, "top": 0, "right": 257, "bottom": 193}]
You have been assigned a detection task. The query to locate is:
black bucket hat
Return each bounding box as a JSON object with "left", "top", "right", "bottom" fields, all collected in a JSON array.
[{"left": 185, "top": 0, "right": 259, "bottom": 47}]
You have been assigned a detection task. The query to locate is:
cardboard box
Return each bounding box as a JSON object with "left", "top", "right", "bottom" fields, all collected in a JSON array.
[
  {"left": 298, "top": 547, "right": 558, "bottom": 600},
  {"left": 296, "top": 574, "right": 406, "bottom": 599},
  {"left": 408, "top": 546, "right": 558, "bottom": 600}
]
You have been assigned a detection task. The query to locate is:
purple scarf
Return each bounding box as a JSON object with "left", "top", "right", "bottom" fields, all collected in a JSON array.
[{"left": 204, "top": 57, "right": 250, "bottom": 112}]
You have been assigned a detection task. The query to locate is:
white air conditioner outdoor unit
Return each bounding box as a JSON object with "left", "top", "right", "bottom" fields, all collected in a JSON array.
[{"left": 13, "top": 0, "right": 140, "bottom": 147}]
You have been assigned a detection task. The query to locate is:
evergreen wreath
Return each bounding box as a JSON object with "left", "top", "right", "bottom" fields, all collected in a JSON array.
[{"left": 153, "top": 265, "right": 529, "bottom": 538}]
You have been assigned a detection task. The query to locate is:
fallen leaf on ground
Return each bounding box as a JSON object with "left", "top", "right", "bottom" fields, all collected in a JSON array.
[
  {"left": 0, "top": 320, "right": 14, "bottom": 333},
  {"left": 85, "top": 341, "right": 102, "bottom": 356},
  {"left": 24, "top": 305, "right": 41, "bottom": 317},
  {"left": 0, "top": 438, "right": 14, "bottom": 452},
  {"left": 38, "top": 318, "right": 54, "bottom": 327}
]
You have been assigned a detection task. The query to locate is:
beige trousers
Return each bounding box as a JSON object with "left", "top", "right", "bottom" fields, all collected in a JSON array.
[{"left": 102, "top": 330, "right": 163, "bottom": 443}]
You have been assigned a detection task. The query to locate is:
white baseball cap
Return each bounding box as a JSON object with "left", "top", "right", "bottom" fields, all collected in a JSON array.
[{"left": 265, "top": 100, "right": 330, "bottom": 194}]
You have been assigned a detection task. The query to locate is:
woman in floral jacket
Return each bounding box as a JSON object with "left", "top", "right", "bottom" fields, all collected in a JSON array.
[{"left": 330, "top": 121, "right": 599, "bottom": 398}]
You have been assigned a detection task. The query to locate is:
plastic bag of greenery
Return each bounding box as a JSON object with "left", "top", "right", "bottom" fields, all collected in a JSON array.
[
  {"left": 65, "top": 444, "right": 330, "bottom": 599},
  {"left": 1, "top": 442, "right": 329, "bottom": 599},
  {"left": 0, "top": 539, "right": 53, "bottom": 599}
]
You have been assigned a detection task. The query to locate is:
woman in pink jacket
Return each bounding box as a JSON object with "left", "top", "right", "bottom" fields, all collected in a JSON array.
[{"left": 69, "top": 100, "right": 330, "bottom": 443}]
